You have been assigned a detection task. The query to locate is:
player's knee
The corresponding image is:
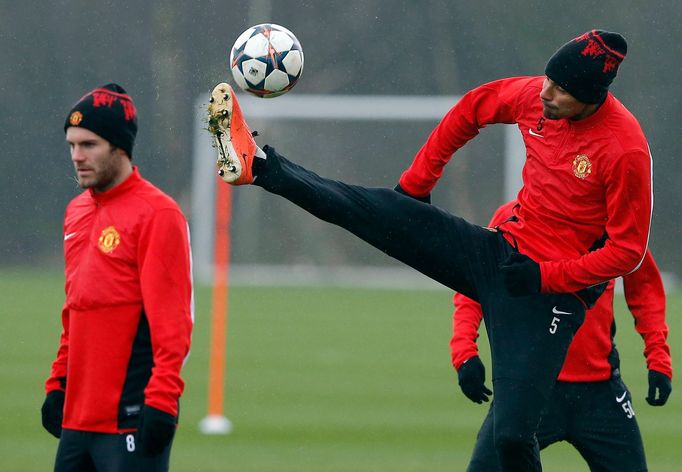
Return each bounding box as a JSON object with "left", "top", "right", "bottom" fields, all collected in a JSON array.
[{"left": 493, "top": 429, "right": 534, "bottom": 458}]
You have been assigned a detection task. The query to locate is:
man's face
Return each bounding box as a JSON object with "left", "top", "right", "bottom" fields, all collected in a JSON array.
[
  {"left": 66, "top": 127, "right": 126, "bottom": 192},
  {"left": 539, "top": 77, "right": 594, "bottom": 120}
]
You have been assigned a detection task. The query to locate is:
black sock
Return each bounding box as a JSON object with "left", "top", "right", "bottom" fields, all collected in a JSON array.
[{"left": 253, "top": 154, "right": 267, "bottom": 176}]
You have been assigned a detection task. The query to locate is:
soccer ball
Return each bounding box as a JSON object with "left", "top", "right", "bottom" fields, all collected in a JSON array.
[{"left": 230, "top": 24, "right": 304, "bottom": 98}]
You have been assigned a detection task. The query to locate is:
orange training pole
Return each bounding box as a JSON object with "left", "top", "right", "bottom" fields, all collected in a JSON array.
[{"left": 205, "top": 177, "right": 232, "bottom": 428}]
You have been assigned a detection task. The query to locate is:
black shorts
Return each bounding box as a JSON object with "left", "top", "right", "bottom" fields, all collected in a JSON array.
[
  {"left": 255, "top": 148, "right": 587, "bottom": 471},
  {"left": 467, "top": 375, "right": 647, "bottom": 471},
  {"left": 54, "top": 429, "right": 171, "bottom": 472}
]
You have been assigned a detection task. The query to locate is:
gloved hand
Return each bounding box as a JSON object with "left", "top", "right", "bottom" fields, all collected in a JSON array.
[
  {"left": 646, "top": 370, "right": 672, "bottom": 406},
  {"left": 575, "top": 233, "right": 609, "bottom": 307},
  {"left": 457, "top": 356, "right": 493, "bottom": 404},
  {"left": 576, "top": 281, "right": 609, "bottom": 308},
  {"left": 41, "top": 390, "right": 65, "bottom": 438},
  {"left": 500, "top": 252, "right": 540, "bottom": 297},
  {"left": 393, "top": 183, "right": 431, "bottom": 204},
  {"left": 138, "top": 405, "right": 177, "bottom": 456}
]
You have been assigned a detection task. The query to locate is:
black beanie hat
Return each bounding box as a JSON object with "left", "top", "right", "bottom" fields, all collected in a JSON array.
[
  {"left": 545, "top": 30, "right": 627, "bottom": 104},
  {"left": 64, "top": 83, "right": 138, "bottom": 157}
]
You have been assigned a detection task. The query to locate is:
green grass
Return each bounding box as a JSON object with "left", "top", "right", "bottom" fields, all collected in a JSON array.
[{"left": 1, "top": 268, "right": 680, "bottom": 471}]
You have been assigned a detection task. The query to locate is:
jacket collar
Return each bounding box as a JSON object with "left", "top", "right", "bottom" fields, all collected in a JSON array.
[
  {"left": 89, "top": 166, "right": 141, "bottom": 204},
  {"left": 567, "top": 93, "right": 614, "bottom": 130}
]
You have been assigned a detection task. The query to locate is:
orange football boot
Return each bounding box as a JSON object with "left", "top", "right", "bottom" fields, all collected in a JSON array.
[{"left": 207, "top": 83, "right": 262, "bottom": 184}]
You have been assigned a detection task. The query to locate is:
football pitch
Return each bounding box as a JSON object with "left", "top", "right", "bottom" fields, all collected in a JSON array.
[{"left": 1, "top": 269, "right": 679, "bottom": 471}]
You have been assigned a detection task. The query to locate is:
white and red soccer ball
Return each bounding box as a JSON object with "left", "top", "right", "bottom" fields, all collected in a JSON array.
[{"left": 230, "top": 24, "right": 304, "bottom": 98}]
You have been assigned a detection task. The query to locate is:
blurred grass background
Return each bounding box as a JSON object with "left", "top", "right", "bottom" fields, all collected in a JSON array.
[{"left": 1, "top": 269, "right": 679, "bottom": 471}]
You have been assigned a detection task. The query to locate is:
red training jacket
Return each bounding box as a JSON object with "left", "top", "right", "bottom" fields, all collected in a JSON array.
[
  {"left": 45, "top": 167, "right": 194, "bottom": 433},
  {"left": 399, "top": 76, "right": 653, "bottom": 294},
  {"left": 450, "top": 201, "right": 672, "bottom": 381}
]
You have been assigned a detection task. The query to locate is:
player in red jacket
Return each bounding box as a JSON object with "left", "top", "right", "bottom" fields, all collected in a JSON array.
[
  {"left": 207, "top": 30, "right": 652, "bottom": 470},
  {"left": 41, "top": 84, "right": 194, "bottom": 471},
  {"left": 451, "top": 201, "right": 671, "bottom": 471}
]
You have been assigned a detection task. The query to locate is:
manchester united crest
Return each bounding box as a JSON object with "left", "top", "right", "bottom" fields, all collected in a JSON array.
[
  {"left": 69, "top": 111, "right": 83, "bottom": 126},
  {"left": 572, "top": 154, "right": 592, "bottom": 179},
  {"left": 98, "top": 226, "right": 121, "bottom": 253}
]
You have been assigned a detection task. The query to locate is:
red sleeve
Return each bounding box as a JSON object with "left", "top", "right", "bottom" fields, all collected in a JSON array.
[
  {"left": 138, "top": 208, "right": 194, "bottom": 416},
  {"left": 622, "top": 250, "right": 672, "bottom": 379},
  {"left": 45, "top": 304, "right": 69, "bottom": 393},
  {"left": 540, "top": 149, "right": 652, "bottom": 292},
  {"left": 450, "top": 292, "right": 483, "bottom": 370},
  {"left": 398, "top": 77, "right": 531, "bottom": 197}
]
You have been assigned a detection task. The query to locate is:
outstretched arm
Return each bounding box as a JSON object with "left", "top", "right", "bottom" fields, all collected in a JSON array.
[{"left": 398, "top": 78, "right": 529, "bottom": 198}]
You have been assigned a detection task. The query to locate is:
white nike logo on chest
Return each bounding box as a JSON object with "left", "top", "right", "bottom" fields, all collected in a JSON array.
[{"left": 528, "top": 128, "right": 544, "bottom": 138}]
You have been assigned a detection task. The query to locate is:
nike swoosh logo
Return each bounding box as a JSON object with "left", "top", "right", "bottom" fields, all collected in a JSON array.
[
  {"left": 529, "top": 129, "right": 544, "bottom": 138},
  {"left": 616, "top": 392, "right": 627, "bottom": 402},
  {"left": 64, "top": 232, "right": 78, "bottom": 241},
  {"left": 552, "top": 306, "right": 573, "bottom": 315}
]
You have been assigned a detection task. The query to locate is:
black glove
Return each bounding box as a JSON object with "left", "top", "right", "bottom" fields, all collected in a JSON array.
[
  {"left": 41, "top": 390, "right": 65, "bottom": 438},
  {"left": 575, "top": 233, "right": 609, "bottom": 308},
  {"left": 393, "top": 183, "right": 431, "bottom": 204},
  {"left": 457, "top": 356, "right": 493, "bottom": 404},
  {"left": 500, "top": 252, "right": 540, "bottom": 297},
  {"left": 576, "top": 281, "right": 609, "bottom": 308},
  {"left": 138, "top": 405, "right": 177, "bottom": 456},
  {"left": 646, "top": 370, "right": 672, "bottom": 406}
]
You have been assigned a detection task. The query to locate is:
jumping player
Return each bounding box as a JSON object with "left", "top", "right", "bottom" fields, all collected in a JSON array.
[{"left": 206, "top": 30, "right": 652, "bottom": 471}]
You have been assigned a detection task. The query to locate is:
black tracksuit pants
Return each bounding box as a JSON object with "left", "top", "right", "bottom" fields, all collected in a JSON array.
[
  {"left": 54, "top": 429, "right": 171, "bottom": 472},
  {"left": 254, "top": 147, "right": 587, "bottom": 471},
  {"left": 467, "top": 375, "right": 647, "bottom": 471}
]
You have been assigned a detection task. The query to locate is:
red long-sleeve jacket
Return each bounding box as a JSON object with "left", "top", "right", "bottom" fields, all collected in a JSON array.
[
  {"left": 399, "top": 76, "right": 653, "bottom": 293},
  {"left": 45, "top": 167, "right": 194, "bottom": 433},
  {"left": 450, "top": 202, "right": 671, "bottom": 381}
]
